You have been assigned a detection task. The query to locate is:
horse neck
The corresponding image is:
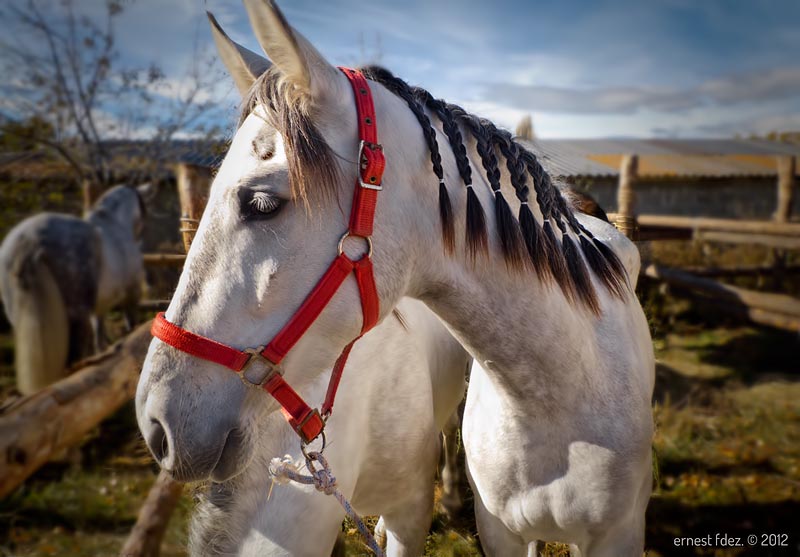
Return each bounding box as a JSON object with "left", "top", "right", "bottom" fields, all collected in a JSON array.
[
  {"left": 406, "top": 163, "right": 594, "bottom": 407},
  {"left": 86, "top": 205, "right": 133, "bottom": 237}
]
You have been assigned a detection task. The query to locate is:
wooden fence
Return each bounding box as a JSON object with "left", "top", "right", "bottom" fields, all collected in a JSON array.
[{"left": 612, "top": 154, "right": 799, "bottom": 332}]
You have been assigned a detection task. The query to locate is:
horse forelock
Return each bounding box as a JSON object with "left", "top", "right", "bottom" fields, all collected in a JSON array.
[{"left": 239, "top": 67, "right": 341, "bottom": 209}]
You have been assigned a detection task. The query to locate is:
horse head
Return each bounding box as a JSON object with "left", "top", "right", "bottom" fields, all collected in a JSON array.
[{"left": 136, "top": 0, "right": 433, "bottom": 482}]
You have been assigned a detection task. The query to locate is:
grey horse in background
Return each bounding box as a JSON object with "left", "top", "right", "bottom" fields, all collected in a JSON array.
[{"left": 0, "top": 184, "right": 150, "bottom": 394}]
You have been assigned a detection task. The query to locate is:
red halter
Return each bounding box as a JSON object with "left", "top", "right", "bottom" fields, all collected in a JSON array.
[{"left": 151, "top": 68, "right": 385, "bottom": 445}]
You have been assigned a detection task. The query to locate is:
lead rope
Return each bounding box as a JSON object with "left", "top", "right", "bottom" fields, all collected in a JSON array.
[{"left": 269, "top": 451, "right": 385, "bottom": 557}]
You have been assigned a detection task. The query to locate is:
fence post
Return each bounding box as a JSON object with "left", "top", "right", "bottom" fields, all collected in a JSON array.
[
  {"left": 81, "top": 179, "right": 102, "bottom": 215},
  {"left": 775, "top": 155, "right": 796, "bottom": 223},
  {"left": 176, "top": 163, "right": 212, "bottom": 251},
  {"left": 617, "top": 154, "right": 639, "bottom": 240}
]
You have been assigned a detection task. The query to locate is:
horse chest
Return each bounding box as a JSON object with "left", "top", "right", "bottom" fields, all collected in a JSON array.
[{"left": 463, "top": 361, "right": 642, "bottom": 543}]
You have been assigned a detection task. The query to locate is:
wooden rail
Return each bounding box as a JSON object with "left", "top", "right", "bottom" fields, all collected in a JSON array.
[
  {"left": 642, "top": 265, "right": 800, "bottom": 332},
  {"left": 607, "top": 214, "right": 800, "bottom": 245},
  {"left": 695, "top": 230, "right": 800, "bottom": 250},
  {"left": 142, "top": 253, "right": 186, "bottom": 266},
  {"left": 636, "top": 215, "right": 800, "bottom": 237},
  {"left": 680, "top": 264, "right": 800, "bottom": 278}
]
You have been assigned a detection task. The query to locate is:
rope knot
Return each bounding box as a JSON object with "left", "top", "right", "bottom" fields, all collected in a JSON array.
[
  {"left": 311, "top": 468, "right": 337, "bottom": 494},
  {"left": 306, "top": 451, "right": 338, "bottom": 495}
]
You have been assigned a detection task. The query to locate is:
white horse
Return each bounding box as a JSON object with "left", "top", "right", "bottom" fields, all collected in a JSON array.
[
  {"left": 0, "top": 184, "right": 148, "bottom": 394},
  {"left": 137, "top": 1, "right": 653, "bottom": 556}
]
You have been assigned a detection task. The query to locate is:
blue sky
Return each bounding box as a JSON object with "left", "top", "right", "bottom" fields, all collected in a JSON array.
[{"left": 4, "top": 0, "right": 800, "bottom": 138}]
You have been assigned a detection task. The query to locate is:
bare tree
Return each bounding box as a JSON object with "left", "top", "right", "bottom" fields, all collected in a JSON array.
[{"left": 0, "top": 0, "right": 226, "bottom": 203}]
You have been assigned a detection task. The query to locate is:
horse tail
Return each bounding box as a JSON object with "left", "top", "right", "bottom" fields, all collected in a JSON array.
[{"left": 1, "top": 252, "right": 69, "bottom": 395}]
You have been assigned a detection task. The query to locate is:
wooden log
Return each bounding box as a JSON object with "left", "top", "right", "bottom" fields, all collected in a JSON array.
[
  {"left": 175, "top": 163, "right": 212, "bottom": 251},
  {"left": 642, "top": 264, "right": 800, "bottom": 331},
  {"left": 775, "top": 155, "right": 796, "bottom": 223},
  {"left": 142, "top": 253, "right": 186, "bottom": 266},
  {"left": 634, "top": 214, "right": 800, "bottom": 237},
  {"left": 120, "top": 470, "right": 183, "bottom": 557},
  {"left": 0, "top": 322, "right": 152, "bottom": 498},
  {"left": 616, "top": 154, "right": 638, "bottom": 239}
]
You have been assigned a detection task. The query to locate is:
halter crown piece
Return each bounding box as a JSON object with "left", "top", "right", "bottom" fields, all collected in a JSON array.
[{"left": 151, "top": 68, "right": 385, "bottom": 445}]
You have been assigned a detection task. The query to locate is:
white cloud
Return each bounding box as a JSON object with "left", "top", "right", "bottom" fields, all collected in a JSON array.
[{"left": 484, "top": 66, "right": 800, "bottom": 116}]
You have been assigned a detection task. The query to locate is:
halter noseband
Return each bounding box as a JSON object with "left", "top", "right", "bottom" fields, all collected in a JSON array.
[{"left": 151, "top": 68, "right": 385, "bottom": 445}]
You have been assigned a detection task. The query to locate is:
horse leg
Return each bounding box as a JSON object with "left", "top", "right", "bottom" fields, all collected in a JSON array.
[
  {"left": 331, "top": 531, "right": 347, "bottom": 557},
  {"left": 90, "top": 314, "right": 107, "bottom": 352},
  {"left": 380, "top": 486, "right": 434, "bottom": 557},
  {"left": 577, "top": 466, "right": 649, "bottom": 557},
  {"left": 577, "top": 519, "right": 643, "bottom": 557},
  {"left": 525, "top": 541, "right": 549, "bottom": 556},
  {"left": 68, "top": 315, "right": 94, "bottom": 364},
  {"left": 439, "top": 408, "right": 463, "bottom": 519},
  {"left": 472, "top": 480, "right": 527, "bottom": 556},
  {"left": 374, "top": 516, "right": 388, "bottom": 551},
  {"left": 122, "top": 289, "right": 140, "bottom": 332},
  {"left": 380, "top": 435, "right": 439, "bottom": 557}
]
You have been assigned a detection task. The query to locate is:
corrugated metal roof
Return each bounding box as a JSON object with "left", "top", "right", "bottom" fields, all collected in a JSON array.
[{"left": 520, "top": 139, "right": 800, "bottom": 178}]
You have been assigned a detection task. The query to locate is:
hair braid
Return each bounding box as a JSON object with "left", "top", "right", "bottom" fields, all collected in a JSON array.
[
  {"left": 521, "top": 150, "right": 627, "bottom": 298},
  {"left": 411, "top": 89, "right": 489, "bottom": 259},
  {"left": 449, "top": 108, "right": 526, "bottom": 269},
  {"left": 480, "top": 125, "right": 552, "bottom": 279},
  {"left": 361, "top": 67, "right": 455, "bottom": 252}
]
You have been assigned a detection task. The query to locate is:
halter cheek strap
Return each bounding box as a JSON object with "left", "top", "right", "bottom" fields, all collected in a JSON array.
[{"left": 151, "top": 68, "right": 385, "bottom": 445}]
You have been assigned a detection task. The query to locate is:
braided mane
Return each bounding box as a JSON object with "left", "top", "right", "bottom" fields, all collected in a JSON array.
[{"left": 361, "top": 66, "right": 628, "bottom": 313}]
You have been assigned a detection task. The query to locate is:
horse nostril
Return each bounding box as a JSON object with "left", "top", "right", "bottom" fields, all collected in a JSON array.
[{"left": 147, "top": 418, "right": 169, "bottom": 463}]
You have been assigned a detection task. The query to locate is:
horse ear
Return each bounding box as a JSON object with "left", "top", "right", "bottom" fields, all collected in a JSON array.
[
  {"left": 242, "top": 0, "right": 346, "bottom": 103},
  {"left": 207, "top": 11, "right": 271, "bottom": 96}
]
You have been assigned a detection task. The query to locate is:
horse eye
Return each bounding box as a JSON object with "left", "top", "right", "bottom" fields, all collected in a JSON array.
[
  {"left": 252, "top": 140, "right": 274, "bottom": 161},
  {"left": 240, "top": 190, "right": 284, "bottom": 220}
]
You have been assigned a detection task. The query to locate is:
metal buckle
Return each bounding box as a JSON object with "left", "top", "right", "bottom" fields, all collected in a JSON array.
[
  {"left": 357, "top": 139, "right": 383, "bottom": 191},
  {"left": 337, "top": 231, "right": 373, "bottom": 259},
  {"left": 238, "top": 347, "right": 282, "bottom": 388}
]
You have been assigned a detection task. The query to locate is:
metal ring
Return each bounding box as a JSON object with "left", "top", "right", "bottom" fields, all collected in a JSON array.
[
  {"left": 337, "top": 232, "right": 373, "bottom": 259},
  {"left": 301, "top": 431, "right": 327, "bottom": 459}
]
